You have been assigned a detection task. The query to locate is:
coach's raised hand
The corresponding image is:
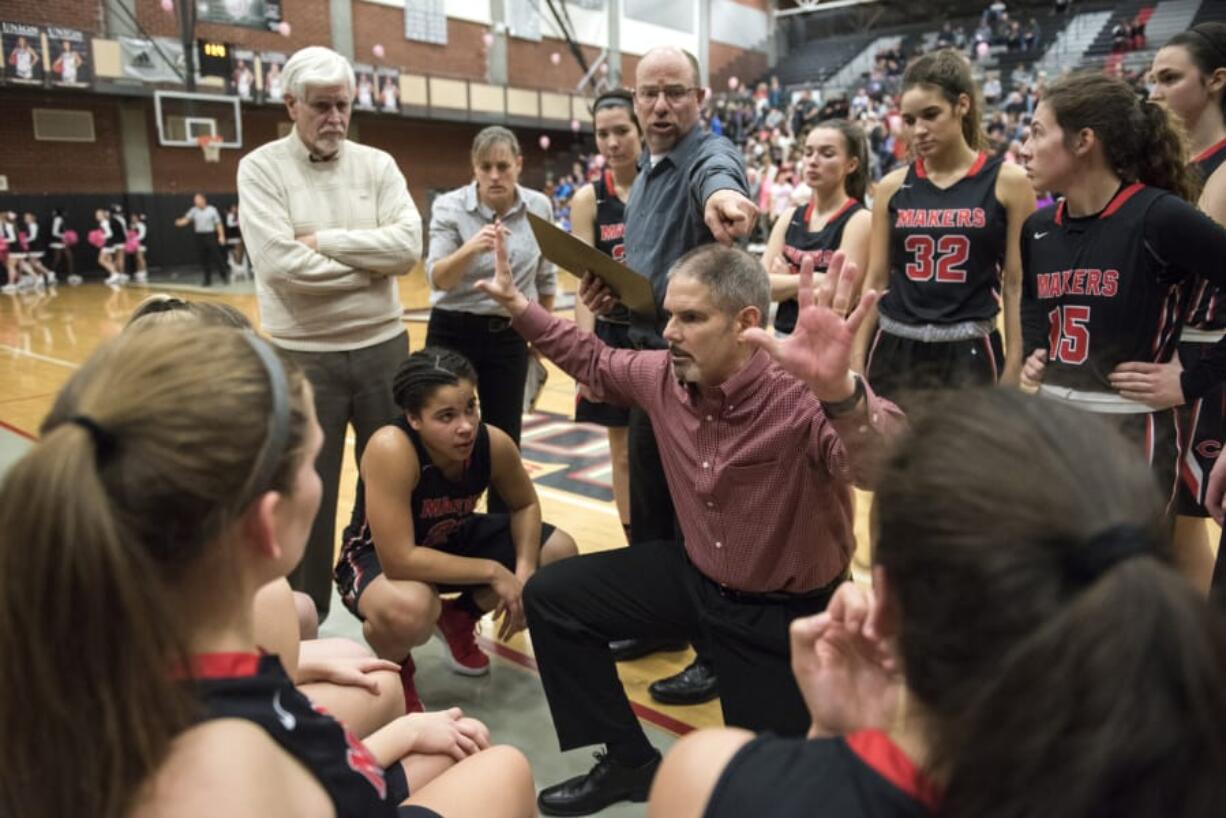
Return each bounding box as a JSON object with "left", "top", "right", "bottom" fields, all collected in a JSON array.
[
  {"left": 742, "top": 252, "right": 880, "bottom": 404},
  {"left": 474, "top": 218, "right": 529, "bottom": 316}
]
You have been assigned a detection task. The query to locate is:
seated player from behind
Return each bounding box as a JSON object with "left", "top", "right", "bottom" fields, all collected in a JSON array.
[{"left": 336, "top": 348, "right": 578, "bottom": 711}]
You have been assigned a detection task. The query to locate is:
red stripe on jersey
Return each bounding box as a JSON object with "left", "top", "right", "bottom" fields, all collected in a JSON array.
[
  {"left": 1194, "top": 136, "right": 1226, "bottom": 166},
  {"left": 845, "top": 729, "right": 940, "bottom": 810},
  {"left": 965, "top": 151, "right": 988, "bottom": 177},
  {"left": 804, "top": 197, "right": 859, "bottom": 230},
  {"left": 1100, "top": 183, "right": 1145, "bottom": 219},
  {"left": 603, "top": 169, "right": 616, "bottom": 195},
  {"left": 914, "top": 158, "right": 927, "bottom": 180},
  {"left": 183, "top": 652, "right": 262, "bottom": 680},
  {"left": 1054, "top": 200, "right": 1066, "bottom": 226}
]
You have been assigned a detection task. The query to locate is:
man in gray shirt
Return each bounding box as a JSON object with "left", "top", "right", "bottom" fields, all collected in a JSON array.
[
  {"left": 174, "top": 193, "right": 228, "bottom": 286},
  {"left": 581, "top": 46, "right": 758, "bottom": 701}
]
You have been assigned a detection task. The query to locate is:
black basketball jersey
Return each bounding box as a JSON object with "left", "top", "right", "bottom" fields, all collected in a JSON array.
[
  {"left": 878, "top": 153, "right": 1008, "bottom": 325},
  {"left": 1021, "top": 184, "right": 1187, "bottom": 393},
  {"left": 593, "top": 169, "right": 632, "bottom": 325},
  {"left": 775, "top": 198, "right": 865, "bottom": 334},
  {"left": 192, "top": 653, "right": 401, "bottom": 818},
  {"left": 705, "top": 730, "right": 937, "bottom": 818},
  {"left": 1184, "top": 137, "right": 1226, "bottom": 330},
  {"left": 341, "top": 416, "right": 491, "bottom": 560}
]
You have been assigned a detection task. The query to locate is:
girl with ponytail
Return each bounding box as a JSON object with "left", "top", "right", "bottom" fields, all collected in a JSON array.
[
  {"left": 0, "top": 324, "right": 535, "bottom": 818},
  {"left": 1110, "top": 23, "right": 1226, "bottom": 594},
  {"left": 1019, "top": 72, "right": 1226, "bottom": 542},
  {"left": 649, "top": 389, "right": 1226, "bottom": 818}
]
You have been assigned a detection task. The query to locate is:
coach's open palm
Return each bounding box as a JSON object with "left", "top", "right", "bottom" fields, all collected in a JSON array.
[{"left": 743, "top": 252, "right": 880, "bottom": 402}]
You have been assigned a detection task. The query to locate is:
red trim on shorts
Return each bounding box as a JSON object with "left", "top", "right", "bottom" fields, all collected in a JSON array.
[
  {"left": 1194, "top": 136, "right": 1226, "bottom": 166},
  {"left": 183, "top": 652, "right": 262, "bottom": 680},
  {"left": 866, "top": 328, "right": 884, "bottom": 375},
  {"left": 845, "top": 729, "right": 940, "bottom": 810},
  {"left": 982, "top": 335, "right": 999, "bottom": 382},
  {"left": 1100, "top": 183, "right": 1145, "bottom": 219}
]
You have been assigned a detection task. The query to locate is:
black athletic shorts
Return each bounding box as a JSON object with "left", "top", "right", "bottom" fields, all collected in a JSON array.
[
  {"left": 337, "top": 513, "right": 557, "bottom": 620},
  {"left": 865, "top": 327, "right": 1004, "bottom": 412},
  {"left": 1174, "top": 341, "right": 1226, "bottom": 517},
  {"left": 1103, "top": 409, "right": 1180, "bottom": 515},
  {"left": 575, "top": 319, "right": 633, "bottom": 428},
  {"left": 388, "top": 762, "right": 442, "bottom": 817}
]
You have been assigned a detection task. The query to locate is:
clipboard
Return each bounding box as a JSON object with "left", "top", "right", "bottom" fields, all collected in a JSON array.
[{"left": 527, "top": 212, "right": 657, "bottom": 317}]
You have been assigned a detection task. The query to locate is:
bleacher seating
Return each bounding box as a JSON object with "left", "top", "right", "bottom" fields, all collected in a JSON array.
[{"left": 774, "top": 32, "right": 878, "bottom": 87}]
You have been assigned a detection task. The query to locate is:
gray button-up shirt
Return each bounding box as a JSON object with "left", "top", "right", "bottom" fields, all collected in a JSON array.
[
  {"left": 623, "top": 126, "right": 749, "bottom": 348},
  {"left": 426, "top": 182, "right": 556, "bottom": 316},
  {"left": 183, "top": 205, "right": 222, "bottom": 234}
]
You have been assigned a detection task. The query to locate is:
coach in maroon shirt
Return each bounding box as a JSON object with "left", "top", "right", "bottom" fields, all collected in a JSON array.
[{"left": 477, "top": 231, "right": 904, "bottom": 816}]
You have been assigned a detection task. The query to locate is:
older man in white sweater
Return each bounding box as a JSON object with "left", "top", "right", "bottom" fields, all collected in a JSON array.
[{"left": 239, "top": 46, "right": 421, "bottom": 622}]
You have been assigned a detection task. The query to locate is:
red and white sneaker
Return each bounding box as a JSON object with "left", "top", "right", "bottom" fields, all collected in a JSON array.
[
  {"left": 400, "top": 653, "right": 424, "bottom": 714},
  {"left": 434, "top": 599, "right": 490, "bottom": 676}
]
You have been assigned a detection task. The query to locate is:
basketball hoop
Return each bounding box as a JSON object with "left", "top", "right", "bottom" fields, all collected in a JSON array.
[{"left": 196, "top": 134, "right": 223, "bottom": 162}]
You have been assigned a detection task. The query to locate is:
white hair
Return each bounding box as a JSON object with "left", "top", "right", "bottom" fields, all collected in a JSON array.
[{"left": 281, "top": 46, "right": 355, "bottom": 101}]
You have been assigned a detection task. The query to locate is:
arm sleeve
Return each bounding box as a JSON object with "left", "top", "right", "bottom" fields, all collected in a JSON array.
[
  {"left": 1144, "top": 194, "right": 1226, "bottom": 288},
  {"left": 511, "top": 301, "right": 662, "bottom": 409},
  {"left": 533, "top": 195, "right": 557, "bottom": 298},
  {"left": 237, "top": 156, "right": 372, "bottom": 293},
  {"left": 314, "top": 153, "right": 424, "bottom": 277},
  {"left": 424, "top": 196, "right": 465, "bottom": 288},
  {"left": 806, "top": 383, "right": 906, "bottom": 489},
  {"left": 690, "top": 136, "right": 751, "bottom": 211}
]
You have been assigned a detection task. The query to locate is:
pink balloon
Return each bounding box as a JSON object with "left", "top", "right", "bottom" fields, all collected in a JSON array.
[
  {"left": 728, "top": 76, "right": 739, "bottom": 90},
  {"left": 570, "top": 118, "right": 581, "bottom": 132},
  {"left": 593, "top": 154, "right": 606, "bottom": 168},
  {"left": 482, "top": 32, "right": 495, "bottom": 47},
  {"left": 160, "top": 0, "right": 174, "bottom": 11},
  {"left": 277, "top": 21, "right": 292, "bottom": 37},
  {"left": 372, "top": 43, "right": 385, "bottom": 59},
  {"left": 550, "top": 52, "right": 561, "bottom": 66},
  {"left": 539, "top": 135, "right": 551, "bottom": 150}
]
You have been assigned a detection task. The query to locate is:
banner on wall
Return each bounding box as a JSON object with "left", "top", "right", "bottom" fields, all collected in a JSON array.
[
  {"left": 119, "top": 36, "right": 185, "bottom": 83},
  {"left": 377, "top": 66, "right": 401, "bottom": 114},
  {"left": 196, "top": 0, "right": 283, "bottom": 33},
  {"left": 354, "top": 63, "right": 377, "bottom": 111},
  {"left": 259, "top": 51, "right": 286, "bottom": 103},
  {"left": 229, "top": 47, "right": 256, "bottom": 101},
  {"left": 2, "top": 22, "right": 45, "bottom": 86},
  {"left": 46, "top": 27, "right": 91, "bottom": 88}
]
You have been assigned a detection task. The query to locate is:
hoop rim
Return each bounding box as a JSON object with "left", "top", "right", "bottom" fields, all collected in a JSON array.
[{"left": 197, "top": 134, "right": 223, "bottom": 162}]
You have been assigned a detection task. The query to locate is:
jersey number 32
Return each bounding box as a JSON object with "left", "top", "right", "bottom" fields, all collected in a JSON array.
[{"left": 903, "top": 235, "right": 970, "bottom": 283}]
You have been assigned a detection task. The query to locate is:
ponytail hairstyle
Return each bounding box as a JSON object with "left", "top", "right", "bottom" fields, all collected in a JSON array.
[
  {"left": 0, "top": 324, "right": 310, "bottom": 818},
  {"left": 592, "top": 88, "right": 643, "bottom": 139},
  {"left": 813, "top": 118, "right": 870, "bottom": 201},
  {"left": 1044, "top": 72, "right": 1201, "bottom": 203},
  {"left": 1163, "top": 22, "right": 1226, "bottom": 121},
  {"left": 392, "top": 346, "right": 479, "bottom": 417},
  {"left": 126, "top": 295, "right": 253, "bottom": 331},
  {"left": 872, "top": 389, "right": 1226, "bottom": 818},
  {"left": 901, "top": 48, "right": 986, "bottom": 150}
]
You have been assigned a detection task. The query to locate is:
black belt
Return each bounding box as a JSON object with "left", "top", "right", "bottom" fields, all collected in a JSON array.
[{"left": 695, "top": 558, "right": 850, "bottom": 605}]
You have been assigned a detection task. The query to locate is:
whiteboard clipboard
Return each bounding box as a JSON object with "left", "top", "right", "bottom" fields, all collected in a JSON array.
[{"left": 527, "top": 212, "right": 657, "bottom": 317}]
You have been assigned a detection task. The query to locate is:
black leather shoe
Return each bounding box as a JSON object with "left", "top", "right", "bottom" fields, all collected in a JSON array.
[
  {"left": 648, "top": 658, "right": 719, "bottom": 705},
  {"left": 608, "top": 636, "right": 688, "bottom": 662},
  {"left": 537, "top": 750, "right": 662, "bottom": 816}
]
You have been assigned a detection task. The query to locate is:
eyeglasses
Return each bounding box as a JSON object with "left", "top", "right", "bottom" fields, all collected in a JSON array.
[{"left": 634, "top": 85, "right": 698, "bottom": 104}]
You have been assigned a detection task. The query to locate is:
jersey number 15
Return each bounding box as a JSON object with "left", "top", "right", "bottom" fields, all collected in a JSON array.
[
  {"left": 1048, "top": 305, "right": 1091, "bottom": 365},
  {"left": 903, "top": 235, "right": 971, "bottom": 283}
]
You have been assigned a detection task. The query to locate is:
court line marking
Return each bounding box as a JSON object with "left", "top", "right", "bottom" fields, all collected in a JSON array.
[
  {"left": 0, "top": 344, "right": 80, "bottom": 370},
  {"left": 535, "top": 485, "right": 620, "bottom": 517}
]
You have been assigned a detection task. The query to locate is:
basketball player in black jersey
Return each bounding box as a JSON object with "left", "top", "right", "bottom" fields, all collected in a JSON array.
[
  {"left": 570, "top": 90, "right": 641, "bottom": 545},
  {"left": 335, "top": 348, "right": 576, "bottom": 712},
  {"left": 1019, "top": 73, "right": 1226, "bottom": 534},
  {"left": 1106, "top": 25, "right": 1226, "bottom": 594},
  {"left": 649, "top": 390, "right": 1226, "bottom": 818},
  {"left": 0, "top": 325, "right": 537, "bottom": 818},
  {"left": 761, "top": 119, "right": 871, "bottom": 337},
  {"left": 852, "top": 49, "right": 1035, "bottom": 408}
]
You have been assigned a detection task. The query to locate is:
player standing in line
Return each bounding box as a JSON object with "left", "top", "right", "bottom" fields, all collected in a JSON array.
[
  {"left": 852, "top": 49, "right": 1035, "bottom": 409},
  {"left": 1019, "top": 73, "right": 1226, "bottom": 542},
  {"left": 761, "top": 119, "right": 872, "bottom": 337},
  {"left": 1102, "top": 24, "right": 1226, "bottom": 593},
  {"left": 570, "top": 89, "right": 642, "bottom": 543}
]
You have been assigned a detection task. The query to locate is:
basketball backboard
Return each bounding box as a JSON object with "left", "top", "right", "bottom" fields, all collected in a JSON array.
[{"left": 154, "top": 90, "right": 243, "bottom": 148}]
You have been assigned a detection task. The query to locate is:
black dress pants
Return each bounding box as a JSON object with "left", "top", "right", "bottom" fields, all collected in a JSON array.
[
  {"left": 193, "top": 232, "right": 228, "bottom": 285},
  {"left": 522, "top": 541, "right": 841, "bottom": 753},
  {"left": 627, "top": 406, "right": 678, "bottom": 545},
  {"left": 426, "top": 308, "right": 529, "bottom": 514}
]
